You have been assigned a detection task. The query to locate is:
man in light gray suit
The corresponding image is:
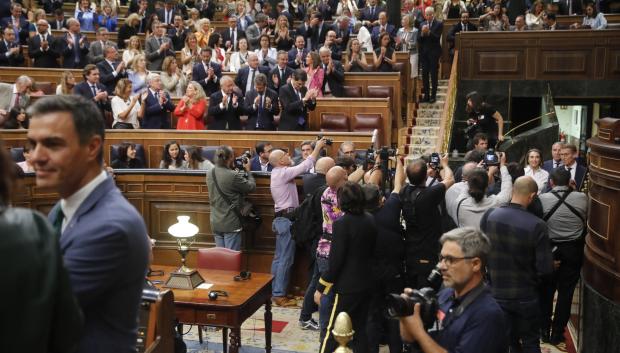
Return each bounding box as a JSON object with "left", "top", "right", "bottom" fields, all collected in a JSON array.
[
  {"left": 87, "top": 27, "right": 117, "bottom": 65},
  {"left": 144, "top": 21, "right": 175, "bottom": 71},
  {"left": 26, "top": 95, "right": 151, "bottom": 353},
  {"left": 0, "top": 75, "right": 31, "bottom": 127},
  {"left": 245, "top": 13, "right": 270, "bottom": 50}
]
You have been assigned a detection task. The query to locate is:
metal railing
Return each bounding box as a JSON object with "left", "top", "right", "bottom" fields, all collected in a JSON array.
[{"left": 438, "top": 50, "right": 459, "bottom": 154}]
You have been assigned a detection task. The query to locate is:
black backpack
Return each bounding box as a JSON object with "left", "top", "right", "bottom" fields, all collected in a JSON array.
[{"left": 292, "top": 185, "right": 328, "bottom": 245}]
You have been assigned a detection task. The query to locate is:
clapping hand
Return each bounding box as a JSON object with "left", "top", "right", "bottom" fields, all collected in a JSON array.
[
  {"left": 66, "top": 35, "right": 74, "bottom": 47},
  {"left": 232, "top": 94, "right": 238, "bottom": 105},
  {"left": 207, "top": 67, "right": 215, "bottom": 79},
  {"left": 158, "top": 91, "right": 167, "bottom": 105},
  {"left": 41, "top": 40, "right": 49, "bottom": 50},
  {"left": 222, "top": 93, "right": 229, "bottom": 107},
  {"left": 79, "top": 36, "right": 85, "bottom": 47},
  {"left": 116, "top": 60, "right": 125, "bottom": 72},
  {"left": 265, "top": 96, "right": 272, "bottom": 109}
]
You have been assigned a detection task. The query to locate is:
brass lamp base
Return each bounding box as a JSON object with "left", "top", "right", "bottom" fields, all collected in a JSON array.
[{"left": 164, "top": 268, "right": 205, "bottom": 290}]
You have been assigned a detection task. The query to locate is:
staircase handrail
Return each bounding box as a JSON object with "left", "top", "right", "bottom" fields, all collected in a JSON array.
[{"left": 439, "top": 50, "right": 459, "bottom": 154}]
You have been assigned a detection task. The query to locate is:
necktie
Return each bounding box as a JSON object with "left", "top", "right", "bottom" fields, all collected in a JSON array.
[
  {"left": 567, "top": 167, "right": 572, "bottom": 173},
  {"left": 555, "top": 161, "right": 560, "bottom": 169},
  {"left": 371, "top": 6, "right": 375, "bottom": 17},
  {"left": 74, "top": 34, "right": 80, "bottom": 62},
  {"left": 53, "top": 207, "right": 65, "bottom": 237},
  {"left": 91, "top": 84, "right": 97, "bottom": 97},
  {"left": 158, "top": 37, "right": 163, "bottom": 46},
  {"left": 463, "top": 24, "right": 467, "bottom": 32},
  {"left": 248, "top": 69, "right": 255, "bottom": 93}
]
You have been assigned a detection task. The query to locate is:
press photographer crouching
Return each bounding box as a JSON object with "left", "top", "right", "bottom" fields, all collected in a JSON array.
[
  {"left": 398, "top": 227, "right": 508, "bottom": 353},
  {"left": 206, "top": 145, "right": 256, "bottom": 250}
]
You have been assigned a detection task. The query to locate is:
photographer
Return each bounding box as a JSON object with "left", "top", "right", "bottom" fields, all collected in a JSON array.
[
  {"left": 399, "top": 227, "right": 507, "bottom": 353},
  {"left": 206, "top": 145, "right": 256, "bottom": 250},
  {"left": 401, "top": 154, "right": 454, "bottom": 289}
]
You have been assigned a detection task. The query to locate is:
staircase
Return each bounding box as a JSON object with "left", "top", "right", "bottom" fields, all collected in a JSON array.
[{"left": 400, "top": 80, "right": 449, "bottom": 159}]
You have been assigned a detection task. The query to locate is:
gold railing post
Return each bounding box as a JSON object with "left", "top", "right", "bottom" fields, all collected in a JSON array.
[
  {"left": 438, "top": 50, "right": 459, "bottom": 154},
  {"left": 332, "top": 312, "right": 354, "bottom": 353}
]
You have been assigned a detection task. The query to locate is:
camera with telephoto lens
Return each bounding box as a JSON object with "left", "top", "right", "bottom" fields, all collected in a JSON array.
[
  {"left": 483, "top": 148, "right": 500, "bottom": 167},
  {"left": 385, "top": 265, "right": 443, "bottom": 329},
  {"left": 234, "top": 151, "right": 252, "bottom": 170},
  {"left": 429, "top": 152, "right": 441, "bottom": 170},
  {"left": 317, "top": 134, "right": 333, "bottom": 146}
]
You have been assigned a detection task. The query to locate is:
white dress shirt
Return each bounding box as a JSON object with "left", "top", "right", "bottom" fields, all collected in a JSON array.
[
  {"left": 59, "top": 170, "right": 108, "bottom": 232},
  {"left": 524, "top": 166, "right": 549, "bottom": 194},
  {"left": 111, "top": 95, "right": 141, "bottom": 128}
]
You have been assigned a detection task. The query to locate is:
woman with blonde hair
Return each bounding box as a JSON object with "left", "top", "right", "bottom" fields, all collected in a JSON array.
[
  {"left": 181, "top": 32, "right": 201, "bottom": 78},
  {"left": 343, "top": 38, "right": 369, "bottom": 72},
  {"left": 186, "top": 8, "right": 201, "bottom": 29},
  {"left": 161, "top": 56, "right": 188, "bottom": 97},
  {"left": 56, "top": 71, "right": 77, "bottom": 95},
  {"left": 174, "top": 81, "right": 207, "bottom": 130},
  {"left": 122, "top": 35, "right": 143, "bottom": 66},
  {"left": 118, "top": 13, "right": 141, "bottom": 49},
  {"left": 127, "top": 53, "right": 149, "bottom": 94},
  {"left": 274, "top": 15, "right": 294, "bottom": 51},
  {"left": 111, "top": 78, "right": 144, "bottom": 129},
  {"left": 195, "top": 18, "right": 213, "bottom": 49},
  {"left": 305, "top": 51, "right": 324, "bottom": 97},
  {"left": 396, "top": 14, "right": 419, "bottom": 78}
]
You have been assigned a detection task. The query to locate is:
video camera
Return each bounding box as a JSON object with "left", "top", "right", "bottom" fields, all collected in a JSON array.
[
  {"left": 385, "top": 265, "right": 443, "bottom": 329},
  {"left": 366, "top": 146, "right": 396, "bottom": 166},
  {"left": 483, "top": 148, "right": 500, "bottom": 167},
  {"left": 234, "top": 151, "right": 252, "bottom": 170}
]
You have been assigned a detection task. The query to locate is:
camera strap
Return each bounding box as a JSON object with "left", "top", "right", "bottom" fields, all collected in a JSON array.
[
  {"left": 210, "top": 168, "right": 244, "bottom": 223},
  {"left": 441, "top": 282, "right": 486, "bottom": 329},
  {"left": 455, "top": 198, "right": 467, "bottom": 227}
]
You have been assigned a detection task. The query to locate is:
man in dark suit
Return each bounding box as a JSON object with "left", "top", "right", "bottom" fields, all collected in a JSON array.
[
  {"left": 27, "top": 94, "right": 150, "bottom": 353},
  {"left": 418, "top": 7, "right": 443, "bottom": 103},
  {"left": 371, "top": 11, "right": 396, "bottom": 47},
  {"left": 199, "top": 0, "right": 217, "bottom": 20},
  {"left": 28, "top": 20, "right": 60, "bottom": 68},
  {"left": 192, "top": 49, "right": 222, "bottom": 96},
  {"left": 221, "top": 15, "right": 246, "bottom": 52},
  {"left": 543, "top": 13, "right": 569, "bottom": 30},
  {"left": 167, "top": 15, "right": 189, "bottom": 51},
  {"left": 323, "top": 30, "right": 343, "bottom": 61},
  {"left": 0, "top": 27, "right": 25, "bottom": 67},
  {"left": 560, "top": 144, "right": 587, "bottom": 191},
  {"left": 235, "top": 53, "right": 270, "bottom": 97},
  {"left": 87, "top": 28, "right": 118, "bottom": 65},
  {"left": 141, "top": 73, "right": 175, "bottom": 129},
  {"left": 44, "top": 0, "right": 65, "bottom": 15},
  {"left": 288, "top": 35, "right": 309, "bottom": 69},
  {"left": 279, "top": 69, "right": 317, "bottom": 131},
  {"left": 157, "top": 0, "right": 178, "bottom": 28},
  {"left": 447, "top": 11, "right": 477, "bottom": 57},
  {"left": 296, "top": 15, "right": 312, "bottom": 48},
  {"left": 543, "top": 142, "right": 564, "bottom": 174},
  {"left": 359, "top": 0, "right": 385, "bottom": 26},
  {"left": 307, "top": 12, "right": 333, "bottom": 51},
  {"left": 207, "top": 76, "right": 244, "bottom": 130},
  {"left": 49, "top": 9, "right": 68, "bottom": 30},
  {"left": 244, "top": 73, "right": 280, "bottom": 131},
  {"left": 250, "top": 141, "right": 274, "bottom": 172},
  {"left": 269, "top": 51, "right": 294, "bottom": 92},
  {"left": 334, "top": 16, "right": 352, "bottom": 52},
  {"left": 319, "top": 47, "right": 345, "bottom": 97},
  {"left": 0, "top": 3, "right": 29, "bottom": 45},
  {"left": 97, "top": 46, "right": 128, "bottom": 94},
  {"left": 73, "top": 64, "right": 111, "bottom": 117},
  {"left": 61, "top": 18, "right": 90, "bottom": 69}
]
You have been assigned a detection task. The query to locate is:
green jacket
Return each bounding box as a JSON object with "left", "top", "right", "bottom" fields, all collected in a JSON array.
[{"left": 207, "top": 166, "right": 256, "bottom": 232}]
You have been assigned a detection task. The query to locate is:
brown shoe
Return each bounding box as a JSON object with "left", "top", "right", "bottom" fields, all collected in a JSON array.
[{"left": 272, "top": 296, "right": 297, "bottom": 307}]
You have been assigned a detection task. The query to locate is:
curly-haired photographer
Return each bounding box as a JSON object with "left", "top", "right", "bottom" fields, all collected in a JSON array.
[{"left": 399, "top": 227, "right": 507, "bottom": 353}]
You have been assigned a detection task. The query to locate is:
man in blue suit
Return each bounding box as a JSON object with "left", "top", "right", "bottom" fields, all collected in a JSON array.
[
  {"left": 560, "top": 143, "right": 588, "bottom": 191},
  {"left": 73, "top": 64, "right": 111, "bottom": 117},
  {"left": 288, "top": 35, "right": 309, "bottom": 69},
  {"left": 250, "top": 141, "right": 274, "bottom": 172},
  {"left": 61, "top": 18, "right": 90, "bottom": 69},
  {"left": 141, "top": 72, "right": 175, "bottom": 129},
  {"left": 235, "top": 53, "right": 269, "bottom": 97},
  {"left": 370, "top": 11, "right": 396, "bottom": 47},
  {"left": 418, "top": 7, "right": 443, "bottom": 103},
  {"left": 542, "top": 142, "right": 564, "bottom": 174},
  {"left": 0, "top": 3, "right": 29, "bottom": 44},
  {"left": 26, "top": 94, "right": 151, "bottom": 353},
  {"left": 192, "top": 49, "right": 222, "bottom": 97}
]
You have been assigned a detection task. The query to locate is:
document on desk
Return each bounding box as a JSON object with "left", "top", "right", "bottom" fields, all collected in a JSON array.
[{"left": 197, "top": 283, "right": 214, "bottom": 290}]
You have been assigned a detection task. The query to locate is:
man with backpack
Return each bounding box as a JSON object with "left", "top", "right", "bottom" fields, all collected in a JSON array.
[{"left": 538, "top": 168, "right": 587, "bottom": 346}]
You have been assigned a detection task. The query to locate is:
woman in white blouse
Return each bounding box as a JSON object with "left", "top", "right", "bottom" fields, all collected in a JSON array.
[
  {"left": 255, "top": 34, "right": 277, "bottom": 69},
  {"left": 336, "top": 0, "right": 358, "bottom": 16},
  {"left": 181, "top": 32, "right": 201, "bottom": 78},
  {"left": 122, "top": 36, "right": 143, "bottom": 66},
  {"left": 523, "top": 148, "right": 549, "bottom": 194},
  {"left": 111, "top": 78, "right": 145, "bottom": 129},
  {"left": 525, "top": 1, "right": 545, "bottom": 30},
  {"left": 225, "top": 37, "right": 250, "bottom": 72}
]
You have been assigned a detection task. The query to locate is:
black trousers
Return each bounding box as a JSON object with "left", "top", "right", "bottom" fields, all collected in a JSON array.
[
  {"left": 540, "top": 239, "right": 584, "bottom": 338},
  {"left": 420, "top": 52, "right": 440, "bottom": 99},
  {"left": 320, "top": 292, "right": 370, "bottom": 353},
  {"left": 367, "top": 275, "right": 404, "bottom": 353}
]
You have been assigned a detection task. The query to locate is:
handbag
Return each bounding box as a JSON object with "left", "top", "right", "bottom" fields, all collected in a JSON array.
[{"left": 210, "top": 168, "right": 262, "bottom": 232}]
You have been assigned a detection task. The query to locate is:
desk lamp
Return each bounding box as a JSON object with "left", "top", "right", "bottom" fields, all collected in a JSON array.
[{"left": 164, "top": 216, "right": 205, "bottom": 289}]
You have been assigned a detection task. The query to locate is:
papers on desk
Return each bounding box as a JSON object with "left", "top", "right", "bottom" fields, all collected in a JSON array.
[{"left": 197, "top": 283, "right": 214, "bottom": 290}]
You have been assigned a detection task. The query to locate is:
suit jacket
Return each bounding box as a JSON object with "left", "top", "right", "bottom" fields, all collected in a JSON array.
[
  {"left": 199, "top": 0, "right": 217, "bottom": 20},
  {"left": 245, "top": 23, "right": 262, "bottom": 50},
  {"left": 567, "top": 164, "right": 587, "bottom": 191},
  {"left": 325, "top": 44, "right": 342, "bottom": 61},
  {"left": 371, "top": 24, "right": 396, "bottom": 46},
  {"left": 61, "top": 32, "right": 90, "bottom": 69},
  {"left": 192, "top": 61, "right": 222, "bottom": 97},
  {"left": 243, "top": 87, "right": 280, "bottom": 130},
  {"left": 0, "top": 16, "right": 29, "bottom": 43},
  {"left": 235, "top": 65, "right": 270, "bottom": 96},
  {"left": 144, "top": 36, "right": 175, "bottom": 71},
  {"left": 288, "top": 47, "right": 309, "bottom": 69},
  {"left": 88, "top": 40, "right": 118, "bottom": 65},
  {"left": 307, "top": 22, "right": 334, "bottom": 50},
  {"left": 0, "top": 40, "right": 25, "bottom": 67},
  {"left": 44, "top": 0, "right": 65, "bottom": 15},
  {"left": 117, "top": 24, "right": 138, "bottom": 49},
  {"left": 542, "top": 159, "right": 562, "bottom": 175},
  {"left": 0, "top": 82, "right": 29, "bottom": 112},
  {"left": 268, "top": 65, "right": 294, "bottom": 92},
  {"left": 335, "top": 27, "right": 351, "bottom": 52},
  {"left": 49, "top": 176, "right": 150, "bottom": 353},
  {"left": 250, "top": 155, "right": 274, "bottom": 172},
  {"left": 278, "top": 83, "right": 316, "bottom": 131},
  {"left": 97, "top": 59, "right": 128, "bottom": 94},
  {"left": 167, "top": 27, "right": 189, "bottom": 51},
  {"left": 418, "top": 20, "right": 443, "bottom": 58},
  {"left": 142, "top": 89, "right": 175, "bottom": 129},
  {"left": 320, "top": 60, "right": 345, "bottom": 97},
  {"left": 447, "top": 22, "right": 477, "bottom": 46},
  {"left": 73, "top": 81, "right": 111, "bottom": 114},
  {"left": 207, "top": 90, "right": 244, "bottom": 130},
  {"left": 220, "top": 27, "right": 246, "bottom": 51},
  {"left": 358, "top": 5, "right": 385, "bottom": 23},
  {"left": 28, "top": 33, "right": 60, "bottom": 68},
  {"left": 49, "top": 18, "right": 69, "bottom": 30}
]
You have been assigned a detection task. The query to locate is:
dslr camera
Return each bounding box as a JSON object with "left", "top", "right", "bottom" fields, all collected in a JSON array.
[
  {"left": 234, "top": 151, "right": 252, "bottom": 170},
  {"left": 483, "top": 148, "right": 500, "bottom": 167},
  {"left": 317, "top": 134, "right": 333, "bottom": 146},
  {"left": 366, "top": 146, "right": 396, "bottom": 165},
  {"left": 385, "top": 265, "right": 443, "bottom": 329}
]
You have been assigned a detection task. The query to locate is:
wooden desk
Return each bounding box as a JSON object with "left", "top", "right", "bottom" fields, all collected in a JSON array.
[{"left": 148, "top": 265, "right": 273, "bottom": 353}]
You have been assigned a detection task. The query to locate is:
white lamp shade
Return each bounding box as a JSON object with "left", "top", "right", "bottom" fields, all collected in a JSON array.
[{"left": 168, "top": 216, "right": 199, "bottom": 238}]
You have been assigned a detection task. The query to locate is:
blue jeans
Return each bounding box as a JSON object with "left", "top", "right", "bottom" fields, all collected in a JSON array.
[
  {"left": 271, "top": 217, "right": 295, "bottom": 297},
  {"left": 495, "top": 298, "right": 541, "bottom": 353},
  {"left": 214, "top": 231, "right": 241, "bottom": 251}
]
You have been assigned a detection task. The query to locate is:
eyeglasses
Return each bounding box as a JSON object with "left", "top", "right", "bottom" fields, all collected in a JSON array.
[{"left": 438, "top": 254, "right": 475, "bottom": 266}]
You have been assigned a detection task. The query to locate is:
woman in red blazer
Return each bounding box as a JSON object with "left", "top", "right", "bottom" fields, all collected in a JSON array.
[{"left": 174, "top": 81, "right": 207, "bottom": 130}]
